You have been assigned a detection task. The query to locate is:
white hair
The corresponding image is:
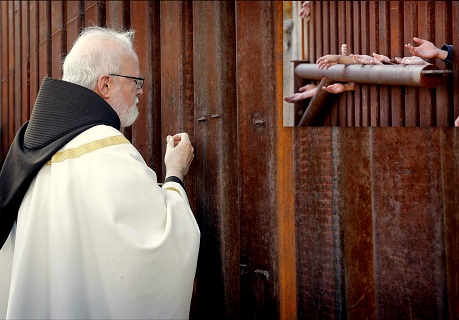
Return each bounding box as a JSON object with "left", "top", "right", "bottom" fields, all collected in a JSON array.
[{"left": 62, "top": 26, "right": 136, "bottom": 90}]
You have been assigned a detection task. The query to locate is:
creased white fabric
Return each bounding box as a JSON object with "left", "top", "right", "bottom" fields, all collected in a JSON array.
[{"left": 0, "top": 125, "right": 200, "bottom": 320}]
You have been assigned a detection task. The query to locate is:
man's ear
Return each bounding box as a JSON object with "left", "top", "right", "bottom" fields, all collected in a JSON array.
[{"left": 96, "top": 74, "right": 112, "bottom": 99}]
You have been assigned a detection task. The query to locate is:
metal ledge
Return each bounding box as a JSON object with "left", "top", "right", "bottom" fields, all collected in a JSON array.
[{"left": 294, "top": 63, "right": 448, "bottom": 88}]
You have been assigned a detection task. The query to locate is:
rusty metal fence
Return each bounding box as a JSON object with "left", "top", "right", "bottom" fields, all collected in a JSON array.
[
  {"left": 1, "top": 1, "right": 458, "bottom": 319},
  {"left": 291, "top": 1, "right": 459, "bottom": 127}
]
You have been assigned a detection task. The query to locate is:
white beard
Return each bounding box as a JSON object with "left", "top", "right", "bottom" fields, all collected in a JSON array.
[
  {"left": 122, "top": 99, "right": 139, "bottom": 127},
  {"left": 111, "top": 87, "right": 139, "bottom": 127}
]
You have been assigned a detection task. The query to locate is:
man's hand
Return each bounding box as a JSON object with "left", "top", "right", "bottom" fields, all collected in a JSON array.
[
  {"left": 322, "top": 82, "right": 355, "bottom": 94},
  {"left": 299, "top": 1, "right": 310, "bottom": 21},
  {"left": 164, "top": 133, "right": 194, "bottom": 181},
  {"left": 316, "top": 55, "right": 340, "bottom": 70},
  {"left": 284, "top": 84, "right": 318, "bottom": 103},
  {"left": 316, "top": 54, "right": 358, "bottom": 70},
  {"left": 372, "top": 53, "right": 391, "bottom": 64},
  {"left": 405, "top": 37, "right": 440, "bottom": 59},
  {"left": 394, "top": 56, "right": 429, "bottom": 65}
]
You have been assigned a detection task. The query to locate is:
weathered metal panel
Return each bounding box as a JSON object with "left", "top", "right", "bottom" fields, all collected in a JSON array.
[
  {"left": 403, "top": 1, "right": 419, "bottom": 126},
  {"left": 321, "top": 1, "right": 330, "bottom": 57},
  {"left": 295, "top": 128, "right": 344, "bottom": 319},
  {"left": 236, "top": 1, "right": 280, "bottom": 318},
  {"left": 274, "top": 4, "right": 296, "bottom": 319},
  {"left": 38, "top": 1, "right": 50, "bottom": 83},
  {"left": 50, "top": 1, "right": 65, "bottom": 80},
  {"left": 21, "top": 1, "right": 30, "bottom": 124},
  {"left": 338, "top": 129, "right": 376, "bottom": 319},
  {"left": 454, "top": 3, "right": 459, "bottom": 122},
  {"left": 84, "top": 0, "right": 105, "bottom": 27},
  {"left": 372, "top": 129, "right": 446, "bottom": 318},
  {"left": 13, "top": 1, "right": 21, "bottom": 133},
  {"left": 369, "top": 1, "right": 379, "bottom": 127},
  {"left": 360, "top": 2, "right": 370, "bottom": 127},
  {"left": 313, "top": 1, "right": 321, "bottom": 65},
  {"left": 353, "top": 2, "right": 362, "bottom": 127},
  {"left": 65, "top": 1, "right": 84, "bottom": 53},
  {"left": 28, "top": 1, "right": 39, "bottom": 116},
  {"left": 0, "top": 1, "right": 8, "bottom": 160},
  {"left": 378, "top": 2, "right": 390, "bottom": 127},
  {"left": 105, "top": 0, "right": 129, "bottom": 30},
  {"left": 295, "top": 127, "right": 457, "bottom": 319},
  {"left": 389, "top": 1, "right": 403, "bottom": 126},
  {"left": 7, "top": 2, "right": 14, "bottom": 143},
  {"left": 441, "top": 130, "right": 459, "bottom": 317},
  {"left": 434, "top": 1, "right": 452, "bottom": 126},
  {"left": 192, "top": 3, "right": 240, "bottom": 318}
]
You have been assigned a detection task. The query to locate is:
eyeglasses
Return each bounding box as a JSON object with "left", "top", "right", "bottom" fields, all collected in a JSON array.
[{"left": 109, "top": 74, "right": 144, "bottom": 89}]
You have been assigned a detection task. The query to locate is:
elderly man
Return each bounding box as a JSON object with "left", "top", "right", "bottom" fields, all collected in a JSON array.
[{"left": 0, "top": 26, "right": 199, "bottom": 319}]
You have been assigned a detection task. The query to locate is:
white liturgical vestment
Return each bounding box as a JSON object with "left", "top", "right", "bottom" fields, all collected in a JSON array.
[{"left": 0, "top": 125, "right": 200, "bottom": 319}]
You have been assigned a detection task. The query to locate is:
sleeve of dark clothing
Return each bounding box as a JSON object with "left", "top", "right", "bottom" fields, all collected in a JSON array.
[{"left": 440, "top": 44, "right": 453, "bottom": 64}]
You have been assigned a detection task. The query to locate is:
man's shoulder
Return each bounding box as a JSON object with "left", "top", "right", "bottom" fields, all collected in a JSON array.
[
  {"left": 65, "top": 125, "right": 124, "bottom": 149},
  {"left": 46, "top": 125, "right": 135, "bottom": 166}
]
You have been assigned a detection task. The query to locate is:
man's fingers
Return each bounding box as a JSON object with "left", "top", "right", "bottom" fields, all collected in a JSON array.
[
  {"left": 166, "top": 135, "right": 175, "bottom": 148},
  {"left": 413, "top": 37, "right": 424, "bottom": 45},
  {"left": 172, "top": 132, "right": 190, "bottom": 144},
  {"left": 298, "top": 85, "right": 308, "bottom": 92}
]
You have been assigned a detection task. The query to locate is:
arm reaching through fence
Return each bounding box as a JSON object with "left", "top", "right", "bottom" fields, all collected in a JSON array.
[
  {"left": 405, "top": 37, "right": 451, "bottom": 63},
  {"left": 406, "top": 37, "right": 457, "bottom": 125}
]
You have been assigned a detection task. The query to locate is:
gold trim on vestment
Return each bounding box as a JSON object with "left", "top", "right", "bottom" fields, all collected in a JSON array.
[
  {"left": 164, "top": 187, "right": 182, "bottom": 197},
  {"left": 46, "top": 135, "right": 130, "bottom": 165}
]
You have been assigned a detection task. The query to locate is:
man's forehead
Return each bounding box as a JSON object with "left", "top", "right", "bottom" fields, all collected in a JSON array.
[{"left": 120, "top": 54, "right": 140, "bottom": 71}]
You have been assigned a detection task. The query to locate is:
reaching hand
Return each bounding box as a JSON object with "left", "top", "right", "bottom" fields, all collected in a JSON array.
[
  {"left": 316, "top": 55, "right": 341, "bottom": 70},
  {"left": 394, "top": 56, "right": 429, "bottom": 65},
  {"left": 322, "top": 83, "right": 345, "bottom": 94},
  {"left": 165, "top": 133, "right": 194, "bottom": 181},
  {"left": 322, "top": 82, "right": 355, "bottom": 94},
  {"left": 284, "top": 84, "right": 318, "bottom": 103},
  {"left": 405, "top": 37, "right": 439, "bottom": 59},
  {"left": 372, "top": 53, "right": 391, "bottom": 64},
  {"left": 351, "top": 54, "right": 375, "bottom": 65},
  {"left": 299, "top": 1, "right": 311, "bottom": 21}
]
